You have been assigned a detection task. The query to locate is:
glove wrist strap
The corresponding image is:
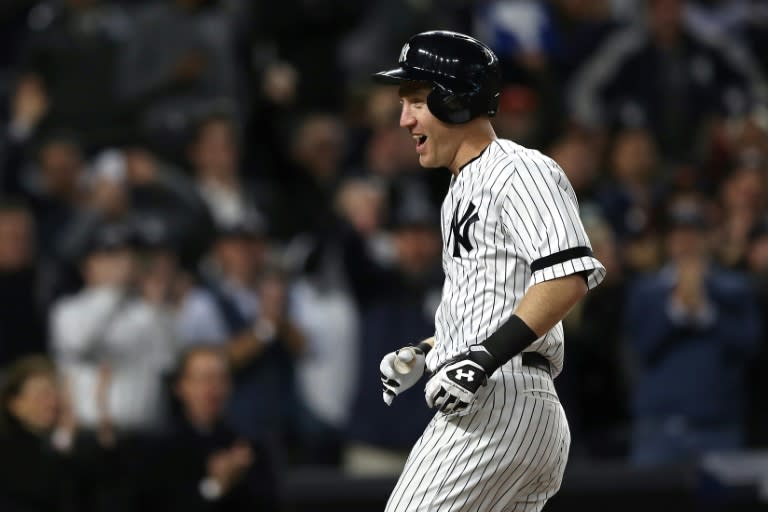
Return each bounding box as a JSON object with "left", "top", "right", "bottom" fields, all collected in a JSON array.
[
  {"left": 416, "top": 340, "right": 433, "bottom": 355},
  {"left": 476, "top": 314, "right": 538, "bottom": 374}
]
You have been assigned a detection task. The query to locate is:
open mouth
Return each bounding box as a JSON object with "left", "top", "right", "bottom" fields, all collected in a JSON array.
[{"left": 414, "top": 135, "right": 428, "bottom": 151}]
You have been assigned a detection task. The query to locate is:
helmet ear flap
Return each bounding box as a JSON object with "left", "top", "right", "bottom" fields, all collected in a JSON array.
[{"left": 427, "top": 84, "right": 473, "bottom": 124}]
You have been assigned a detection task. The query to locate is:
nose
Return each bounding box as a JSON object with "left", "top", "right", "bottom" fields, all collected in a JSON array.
[{"left": 400, "top": 103, "right": 416, "bottom": 129}]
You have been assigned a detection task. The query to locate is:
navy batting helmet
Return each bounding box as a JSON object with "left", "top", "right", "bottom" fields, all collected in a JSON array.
[{"left": 373, "top": 31, "right": 501, "bottom": 124}]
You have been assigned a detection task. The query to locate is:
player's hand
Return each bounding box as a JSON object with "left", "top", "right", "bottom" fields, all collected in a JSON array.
[
  {"left": 425, "top": 348, "right": 491, "bottom": 413},
  {"left": 380, "top": 345, "right": 427, "bottom": 406}
]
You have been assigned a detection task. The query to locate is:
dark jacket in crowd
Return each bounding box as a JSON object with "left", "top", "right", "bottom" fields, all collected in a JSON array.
[
  {"left": 0, "top": 415, "right": 116, "bottom": 512},
  {"left": 137, "top": 415, "right": 280, "bottom": 512},
  {"left": 0, "top": 266, "right": 46, "bottom": 368},
  {"left": 625, "top": 265, "right": 760, "bottom": 425}
]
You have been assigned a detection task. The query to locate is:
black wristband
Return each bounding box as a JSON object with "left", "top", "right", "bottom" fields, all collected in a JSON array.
[
  {"left": 478, "top": 314, "right": 538, "bottom": 374},
  {"left": 416, "top": 340, "right": 433, "bottom": 355}
]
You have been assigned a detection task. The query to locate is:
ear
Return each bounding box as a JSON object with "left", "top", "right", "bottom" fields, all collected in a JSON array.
[{"left": 427, "top": 84, "right": 473, "bottom": 124}]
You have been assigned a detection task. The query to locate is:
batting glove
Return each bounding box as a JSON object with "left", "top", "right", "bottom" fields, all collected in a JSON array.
[
  {"left": 380, "top": 345, "right": 427, "bottom": 406},
  {"left": 425, "top": 346, "right": 493, "bottom": 413}
]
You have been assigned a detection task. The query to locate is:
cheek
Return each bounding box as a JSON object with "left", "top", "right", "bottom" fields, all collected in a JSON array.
[{"left": 30, "top": 394, "right": 58, "bottom": 425}]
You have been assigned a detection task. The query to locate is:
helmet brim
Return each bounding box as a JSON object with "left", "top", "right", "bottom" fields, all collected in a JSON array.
[
  {"left": 372, "top": 66, "right": 436, "bottom": 85},
  {"left": 374, "top": 65, "right": 468, "bottom": 86}
]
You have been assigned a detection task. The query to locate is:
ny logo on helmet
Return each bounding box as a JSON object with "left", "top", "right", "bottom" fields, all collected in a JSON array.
[
  {"left": 447, "top": 200, "right": 480, "bottom": 257},
  {"left": 399, "top": 43, "right": 410, "bottom": 63}
]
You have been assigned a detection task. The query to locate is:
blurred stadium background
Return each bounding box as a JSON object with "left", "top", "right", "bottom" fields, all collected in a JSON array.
[{"left": 0, "top": 0, "right": 767, "bottom": 510}]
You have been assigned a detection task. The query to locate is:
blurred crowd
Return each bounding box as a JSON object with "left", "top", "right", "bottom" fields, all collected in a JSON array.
[{"left": 1, "top": 0, "right": 768, "bottom": 510}]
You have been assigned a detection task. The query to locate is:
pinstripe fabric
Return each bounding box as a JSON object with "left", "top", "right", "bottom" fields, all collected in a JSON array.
[
  {"left": 427, "top": 139, "right": 606, "bottom": 377},
  {"left": 385, "top": 362, "right": 570, "bottom": 512},
  {"left": 387, "top": 138, "right": 603, "bottom": 510}
]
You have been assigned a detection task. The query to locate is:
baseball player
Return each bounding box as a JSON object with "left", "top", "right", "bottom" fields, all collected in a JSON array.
[{"left": 374, "top": 31, "right": 606, "bottom": 512}]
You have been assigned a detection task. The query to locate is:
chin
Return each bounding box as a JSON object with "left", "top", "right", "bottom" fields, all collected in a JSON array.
[{"left": 418, "top": 155, "right": 440, "bottom": 168}]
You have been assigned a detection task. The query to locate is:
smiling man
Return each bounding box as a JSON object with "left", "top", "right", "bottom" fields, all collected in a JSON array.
[{"left": 374, "top": 31, "right": 606, "bottom": 512}]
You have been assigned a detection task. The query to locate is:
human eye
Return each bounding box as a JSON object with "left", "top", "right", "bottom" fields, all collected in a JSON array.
[{"left": 410, "top": 96, "right": 426, "bottom": 107}]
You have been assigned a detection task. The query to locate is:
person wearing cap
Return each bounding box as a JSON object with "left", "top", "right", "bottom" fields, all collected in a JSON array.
[
  {"left": 175, "top": 213, "right": 307, "bottom": 446},
  {"left": 624, "top": 198, "right": 761, "bottom": 466},
  {"left": 50, "top": 222, "right": 178, "bottom": 437}
]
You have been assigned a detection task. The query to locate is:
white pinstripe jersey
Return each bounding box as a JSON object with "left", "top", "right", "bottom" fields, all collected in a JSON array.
[{"left": 426, "top": 139, "right": 606, "bottom": 377}]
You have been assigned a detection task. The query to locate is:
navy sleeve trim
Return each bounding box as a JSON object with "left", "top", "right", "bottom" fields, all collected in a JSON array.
[{"left": 530, "top": 246, "right": 593, "bottom": 272}]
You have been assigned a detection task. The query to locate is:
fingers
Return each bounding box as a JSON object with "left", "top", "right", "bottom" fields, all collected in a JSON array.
[
  {"left": 439, "top": 394, "right": 457, "bottom": 412},
  {"left": 439, "top": 396, "right": 469, "bottom": 413},
  {"left": 380, "top": 346, "right": 427, "bottom": 405},
  {"left": 380, "top": 371, "right": 400, "bottom": 388},
  {"left": 396, "top": 348, "right": 415, "bottom": 364},
  {"left": 429, "top": 387, "right": 470, "bottom": 413},
  {"left": 426, "top": 386, "right": 446, "bottom": 409},
  {"left": 380, "top": 352, "right": 398, "bottom": 378},
  {"left": 393, "top": 349, "right": 414, "bottom": 374},
  {"left": 381, "top": 369, "right": 399, "bottom": 405}
]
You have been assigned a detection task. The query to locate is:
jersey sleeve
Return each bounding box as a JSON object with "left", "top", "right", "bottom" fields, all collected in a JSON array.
[{"left": 499, "top": 157, "right": 606, "bottom": 290}]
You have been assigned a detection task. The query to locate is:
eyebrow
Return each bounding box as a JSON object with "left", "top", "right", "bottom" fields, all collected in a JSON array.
[{"left": 398, "top": 82, "right": 431, "bottom": 97}]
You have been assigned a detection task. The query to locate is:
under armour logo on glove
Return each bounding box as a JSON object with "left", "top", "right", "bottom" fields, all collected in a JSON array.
[
  {"left": 425, "top": 353, "right": 490, "bottom": 414},
  {"left": 453, "top": 369, "right": 475, "bottom": 382}
]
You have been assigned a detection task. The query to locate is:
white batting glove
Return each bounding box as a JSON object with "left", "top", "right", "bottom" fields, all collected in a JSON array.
[
  {"left": 425, "top": 348, "right": 491, "bottom": 413},
  {"left": 380, "top": 345, "right": 427, "bottom": 406}
]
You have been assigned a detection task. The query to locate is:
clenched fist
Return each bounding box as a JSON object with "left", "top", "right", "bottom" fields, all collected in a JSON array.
[{"left": 380, "top": 345, "right": 427, "bottom": 406}]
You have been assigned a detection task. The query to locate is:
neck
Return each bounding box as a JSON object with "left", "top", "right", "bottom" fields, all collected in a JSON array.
[
  {"left": 653, "top": 27, "right": 682, "bottom": 50},
  {"left": 185, "top": 409, "right": 217, "bottom": 431},
  {"left": 201, "top": 171, "right": 237, "bottom": 188},
  {"left": 448, "top": 121, "right": 497, "bottom": 176}
]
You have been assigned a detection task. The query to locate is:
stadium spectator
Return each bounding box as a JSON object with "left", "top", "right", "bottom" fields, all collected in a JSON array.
[
  {"left": 136, "top": 346, "right": 280, "bottom": 511},
  {"left": 177, "top": 216, "right": 306, "bottom": 446},
  {"left": 624, "top": 198, "right": 761, "bottom": 466},
  {"left": 270, "top": 113, "right": 348, "bottom": 246},
  {"left": 714, "top": 162, "right": 766, "bottom": 269},
  {"left": 569, "top": 0, "right": 764, "bottom": 160},
  {"left": 51, "top": 222, "right": 177, "bottom": 436},
  {"left": 186, "top": 112, "right": 270, "bottom": 231},
  {"left": 0, "top": 355, "right": 117, "bottom": 512},
  {"left": 596, "top": 127, "right": 665, "bottom": 242},
  {"left": 0, "top": 199, "right": 46, "bottom": 369},
  {"left": 23, "top": 130, "right": 88, "bottom": 260},
  {"left": 0, "top": 73, "right": 49, "bottom": 197}
]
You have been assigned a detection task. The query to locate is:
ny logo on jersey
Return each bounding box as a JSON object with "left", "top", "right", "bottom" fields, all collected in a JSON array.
[
  {"left": 454, "top": 369, "right": 475, "bottom": 382},
  {"left": 447, "top": 200, "right": 480, "bottom": 257}
]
